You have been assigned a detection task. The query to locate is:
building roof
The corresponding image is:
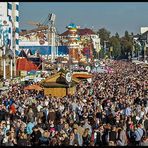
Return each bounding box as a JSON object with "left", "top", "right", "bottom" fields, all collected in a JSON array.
[
  {"left": 41, "top": 72, "right": 80, "bottom": 88},
  {"left": 72, "top": 73, "right": 92, "bottom": 79},
  {"left": 24, "top": 49, "right": 33, "bottom": 56},
  {"left": 16, "top": 57, "right": 38, "bottom": 71},
  {"left": 60, "top": 28, "right": 95, "bottom": 36},
  {"left": 67, "top": 23, "right": 77, "bottom": 29},
  {"left": 139, "top": 30, "right": 148, "bottom": 41},
  {"left": 18, "top": 50, "right": 28, "bottom": 58},
  {"left": 41, "top": 82, "right": 69, "bottom": 88}
]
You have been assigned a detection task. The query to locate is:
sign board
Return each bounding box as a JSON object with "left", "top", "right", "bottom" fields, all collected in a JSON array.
[
  {"left": 19, "top": 41, "right": 48, "bottom": 46},
  {"left": 85, "top": 66, "right": 91, "bottom": 73},
  {"left": 65, "top": 72, "right": 72, "bottom": 83}
]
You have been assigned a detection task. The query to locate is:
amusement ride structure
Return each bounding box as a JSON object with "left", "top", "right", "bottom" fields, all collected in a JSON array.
[{"left": 19, "top": 13, "right": 57, "bottom": 62}]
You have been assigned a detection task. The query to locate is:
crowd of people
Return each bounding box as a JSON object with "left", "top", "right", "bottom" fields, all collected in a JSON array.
[{"left": 0, "top": 60, "right": 147, "bottom": 146}]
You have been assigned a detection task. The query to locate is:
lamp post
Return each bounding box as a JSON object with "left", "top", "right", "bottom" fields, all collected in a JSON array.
[
  {"left": 3, "top": 46, "right": 6, "bottom": 80},
  {"left": 104, "top": 41, "right": 108, "bottom": 58},
  {"left": 10, "top": 56, "right": 13, "bottom": 79},
  {"left": 144, "top": 42, "right": 147, "bottom": 62},
  {"left": 10, "top": 20, "right": 13, "bottom": 79}
]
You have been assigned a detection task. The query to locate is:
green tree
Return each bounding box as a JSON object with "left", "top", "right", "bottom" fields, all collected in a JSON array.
[
  {"left": 125, "top": 30, "right": 130, "bottom": 41},
  {"left": 97, "top": 28, "right": 111, "bottom": 45},
  {"left": 97, "top": 28, "right": 111, "bottom": 58},
  {"left": 120, "top": 31, "right": 134, "bottom": 58},
  {"left": 109, "top": 35, "right": 121, "bottom": 58}
]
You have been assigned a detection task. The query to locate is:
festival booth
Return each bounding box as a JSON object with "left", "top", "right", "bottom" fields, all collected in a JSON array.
[
  {"left": 24, "top": 84, "right": 43, "bottom": 91},
  {"left": 72, "top": 65, "right": 93, "bottom": 83},
  {"left": 40, "top": 72, "right": 80, "bottom": 97}
]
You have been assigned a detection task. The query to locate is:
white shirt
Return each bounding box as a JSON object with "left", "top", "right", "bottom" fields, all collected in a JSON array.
[
  {"left": 140, "top": 111, "right": 145, "bottom": 119},
  {"left": 44, "top": 100, "right": 48, "bottom": 106},
  {"left": 37, "top": 105, "right": 43, "bottom": 112}
]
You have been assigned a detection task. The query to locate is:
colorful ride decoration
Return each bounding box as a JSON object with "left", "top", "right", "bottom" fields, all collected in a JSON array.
[{"left": 66, "top": 23, "right": 81, "bottom": 62}]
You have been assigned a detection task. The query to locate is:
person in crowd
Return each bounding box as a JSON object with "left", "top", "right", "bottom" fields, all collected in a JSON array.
[
  {"left": 82, "top": 128, "right": 91, "bottom": 146},
  {"left": 0, "top": 60, "right": 147, "bottom": 146}
]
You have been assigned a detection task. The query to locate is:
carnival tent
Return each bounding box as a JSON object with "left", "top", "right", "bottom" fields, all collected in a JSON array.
[{"left": 16, "top": 57, "right": 38, "bottom": 71}]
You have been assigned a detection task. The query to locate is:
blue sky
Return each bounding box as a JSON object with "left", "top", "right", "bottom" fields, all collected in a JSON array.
[{"left": 20, "top": 2, "right": 148, "bottom": 36}]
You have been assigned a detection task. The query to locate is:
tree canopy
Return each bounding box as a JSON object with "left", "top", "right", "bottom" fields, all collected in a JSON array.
[{"left": 96, "top": 28, "right": 135, "bottom": 59}]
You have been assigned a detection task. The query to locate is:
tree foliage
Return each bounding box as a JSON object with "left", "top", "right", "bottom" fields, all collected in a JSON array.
[
  {"left": 97, "top": 28, "right": 111, "bottom": 45},
  {"left": 109, "top": 35, "right": 121, "bottom": 58},
  {"left": 95, "top": 28, "right": 135, "bottom": 59}
]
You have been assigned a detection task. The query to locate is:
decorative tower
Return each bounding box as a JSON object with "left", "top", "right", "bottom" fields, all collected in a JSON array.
[{"left": 66, "top": 23, "right": 80, "bottom": 63}]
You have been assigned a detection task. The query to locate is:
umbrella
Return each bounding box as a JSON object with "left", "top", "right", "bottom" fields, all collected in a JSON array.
[{"left": 24, "top": 84, "right": 43, "bottom": 91}]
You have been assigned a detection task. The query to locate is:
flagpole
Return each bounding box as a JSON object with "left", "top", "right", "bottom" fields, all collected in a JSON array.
[
  {"left": 10, "top": 21, "right": 13, "bottom": 79},
  {"left": 10, "top": 57, "right": 13, "bottom": 79},
  {"left": 3, "top": 46, "right": 6, "bottom": 80},
  {"left": 2, "top": 25, "right": 7, "bottom": 80}
]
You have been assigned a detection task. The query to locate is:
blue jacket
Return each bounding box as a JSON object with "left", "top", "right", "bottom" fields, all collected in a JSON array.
[
  {"left": 9, "top": 98, "right": 14, "bottom": 106},
  {"left": 26, "top": 122, "right": 35, "bottom": 135}
]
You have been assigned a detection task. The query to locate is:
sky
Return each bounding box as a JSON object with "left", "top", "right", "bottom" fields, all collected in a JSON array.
[{"left": 19, "top": 2, "right": 148, "bottom": 37}]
